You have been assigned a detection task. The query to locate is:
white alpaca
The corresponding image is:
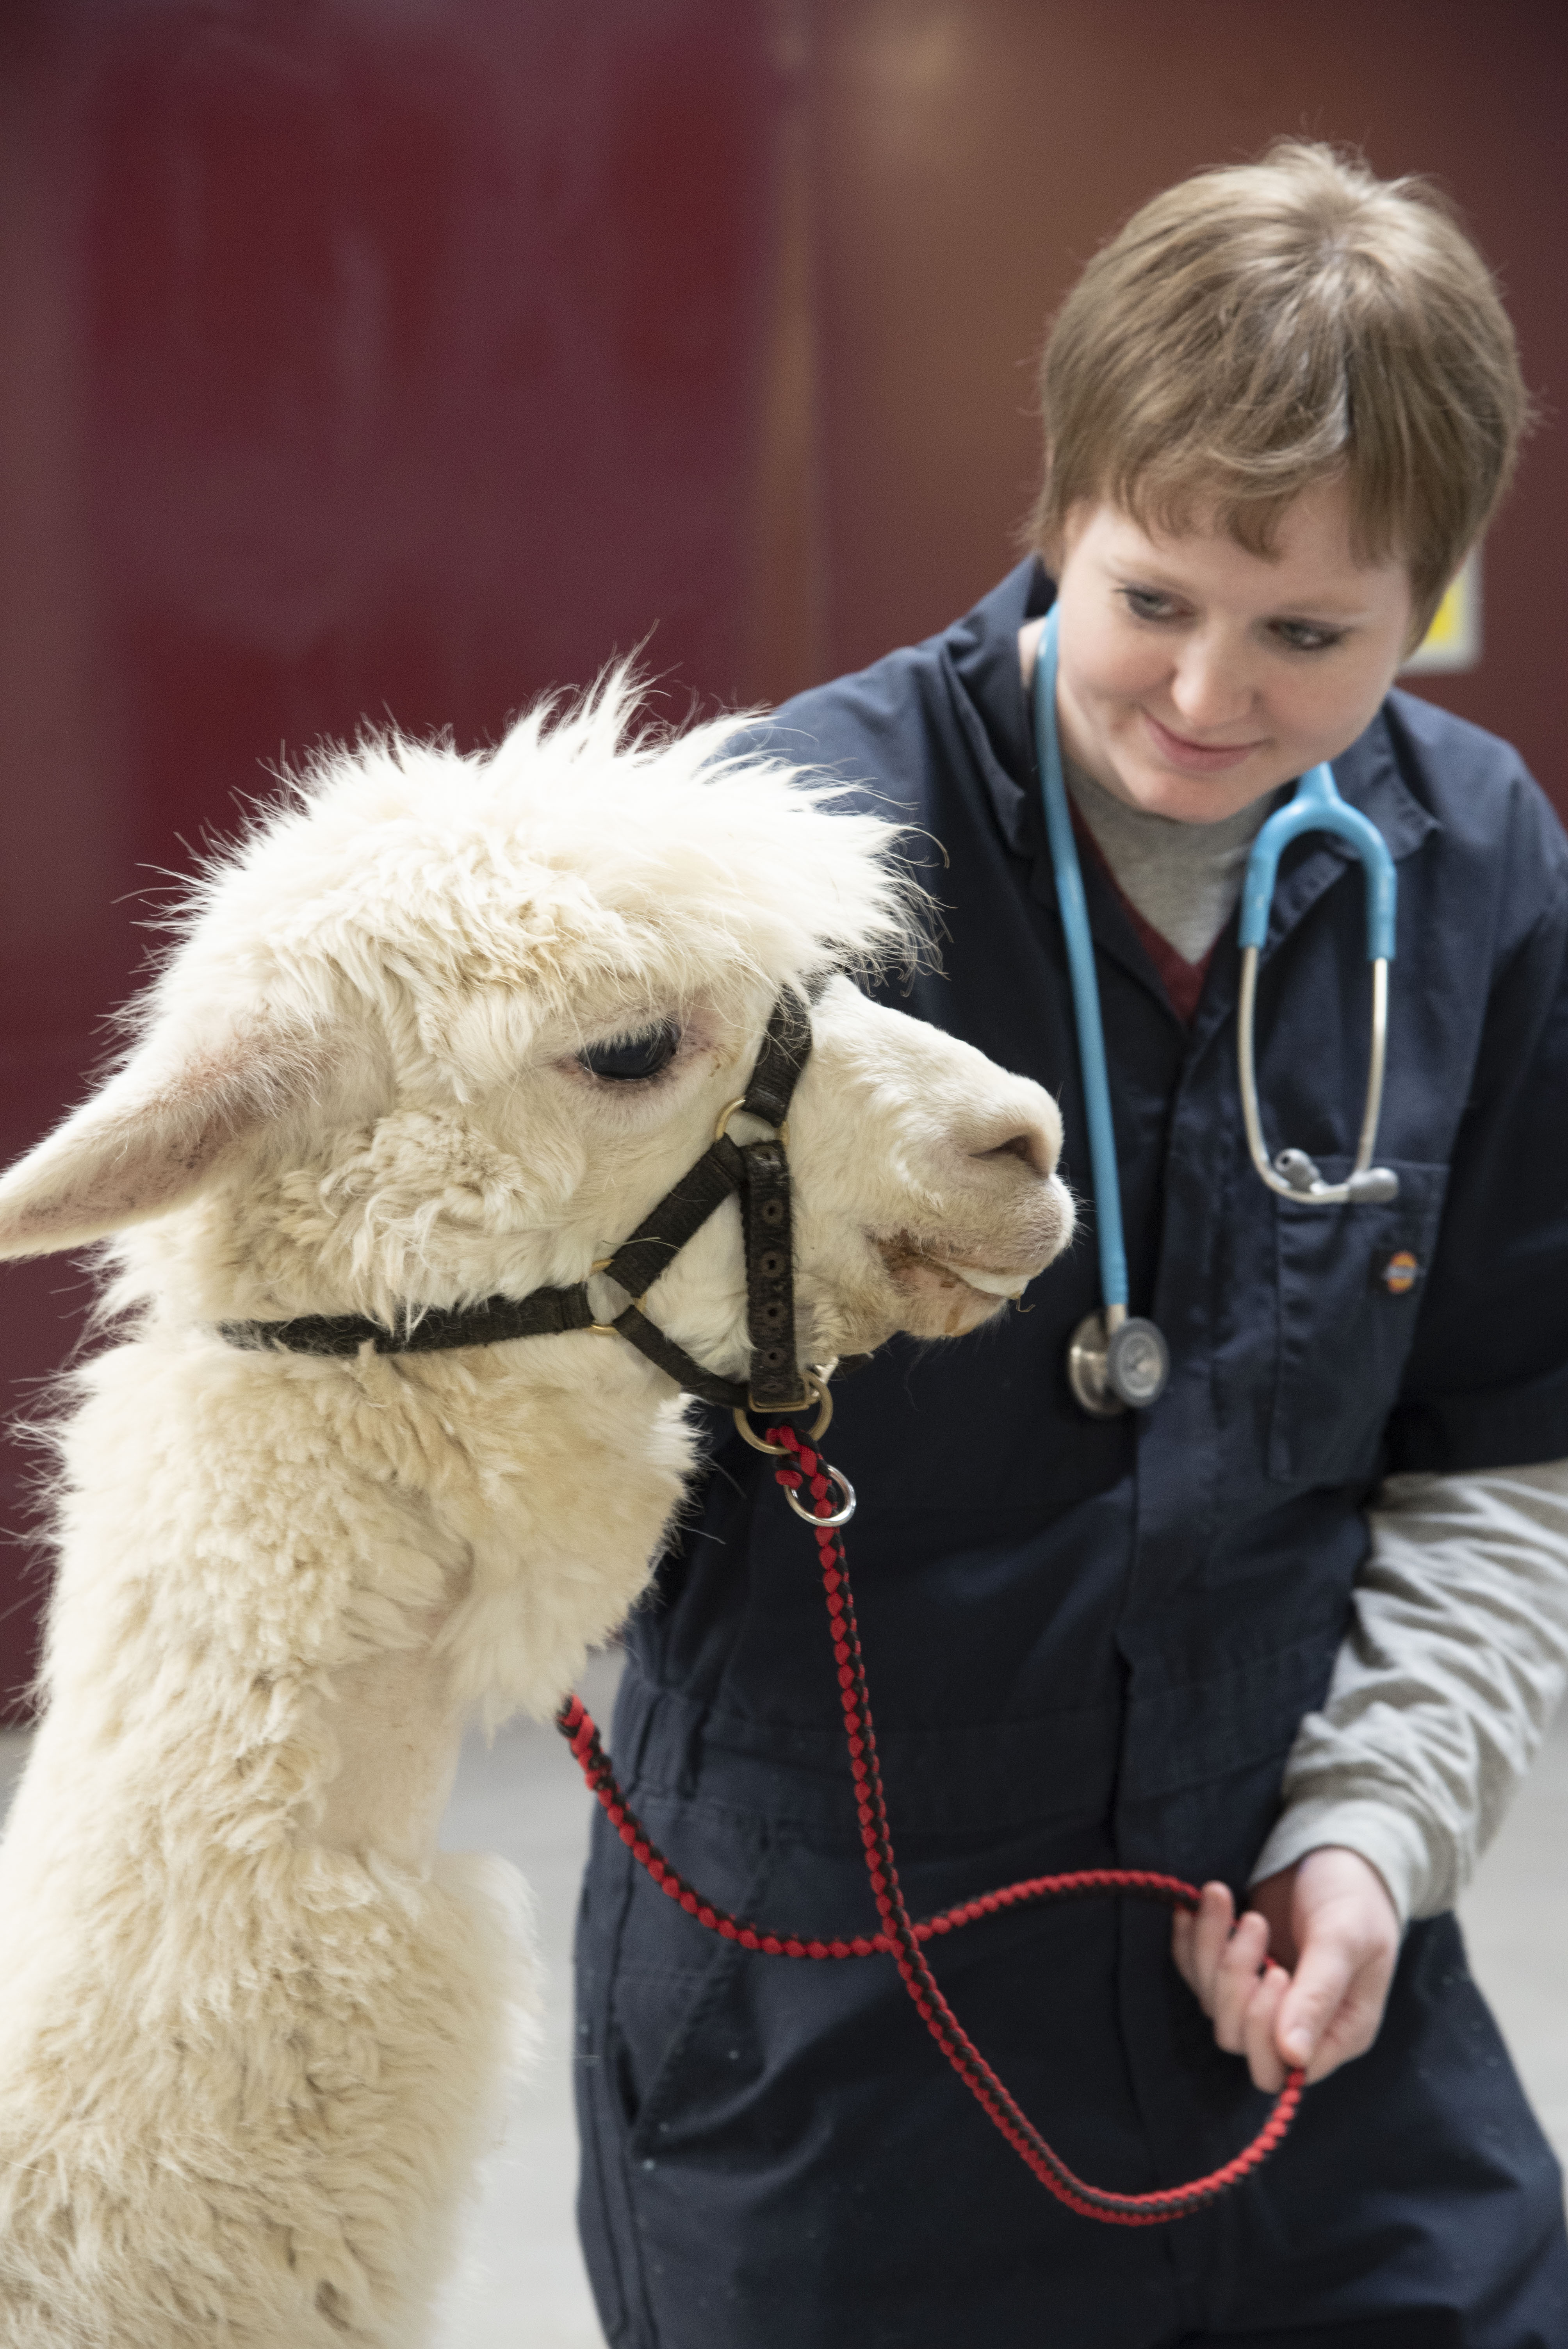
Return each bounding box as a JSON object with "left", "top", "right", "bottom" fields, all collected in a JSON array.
[{"left": 0, "top": 682, "right": 1071, "bottom": 2347}]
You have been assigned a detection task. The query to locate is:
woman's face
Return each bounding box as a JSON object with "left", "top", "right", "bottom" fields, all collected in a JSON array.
[{"left": 1049, "top": 483, "right": 1417, "bottom": 825}]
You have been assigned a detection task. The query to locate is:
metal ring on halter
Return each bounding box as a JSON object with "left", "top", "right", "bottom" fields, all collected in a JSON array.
[
  {"left": 1237, "top": 950, "right": 1399, "bottom": 1206},
  {"left": 782, "top": 1463, "right": 857, "bottom": 1528},
  {"left": 586, "top": 1258, "right": 646, "bottom": 1337},
  {"left": 732, "top": 1369, "right": 834, "bottom": 1453},
  {"left": 715, "top": 1096, "right": 789, "bottom": 1147}
]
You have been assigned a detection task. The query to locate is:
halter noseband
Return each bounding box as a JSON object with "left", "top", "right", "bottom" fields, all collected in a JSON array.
[{"left": 219, "top": 989, "right": 830, "bottom": 1424}]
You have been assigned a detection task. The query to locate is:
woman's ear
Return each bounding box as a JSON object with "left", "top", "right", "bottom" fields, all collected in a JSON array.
[{"left": 0, "top": 1018, "right": 334, "bottom": 1260}]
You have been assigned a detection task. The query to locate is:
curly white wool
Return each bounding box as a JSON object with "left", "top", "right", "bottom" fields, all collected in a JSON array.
[{"left": 0, "top": 678, "right": 1068, "bottom": 2347}]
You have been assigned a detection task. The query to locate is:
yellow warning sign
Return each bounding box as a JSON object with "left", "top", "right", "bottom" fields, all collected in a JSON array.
[{"left": 1402, "top": 549, "right": 1481, "bottom": 675}]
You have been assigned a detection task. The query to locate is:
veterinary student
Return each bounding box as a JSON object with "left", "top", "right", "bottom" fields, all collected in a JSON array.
[{"left": 574, "top": 143, "right": 1568, "bottom": 2348}]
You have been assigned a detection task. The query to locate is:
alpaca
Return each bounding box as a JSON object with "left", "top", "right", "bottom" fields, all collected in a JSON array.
[{"left": 0, "top": 682, "right": 1071, "bottom": 2348}]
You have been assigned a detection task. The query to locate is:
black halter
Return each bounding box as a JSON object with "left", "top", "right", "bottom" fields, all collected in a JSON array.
[{"left": 219, "top": 990, "right": 821, "bottom": 1415}]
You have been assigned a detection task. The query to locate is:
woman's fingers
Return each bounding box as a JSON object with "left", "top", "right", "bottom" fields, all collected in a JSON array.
[
  {"left": 1272, "top": 1849, "right": 1401, "bottom": 2084},
  {"left": 1170, "top": 1880, "right": 1236, "bottom": 2009},
  {"left": 1169, "top": 1864, "right": 1396, "bottom": 2094},
  {"left": 1171, "top": 1882, "right": 1286, "bottom": 2084},
  {"left": 1241, "top": 1962, "right": 1292, "bottom": 2092},
  {"left": 1277, "top": 1926, "right": 1396, "bottom": 2083},
  {"left": 1275, "top": 1933, "right": 1356, "bottom": 2075},
  {"left": 1210, "top": 1907, "right": 1272, "bottom": 2056}
]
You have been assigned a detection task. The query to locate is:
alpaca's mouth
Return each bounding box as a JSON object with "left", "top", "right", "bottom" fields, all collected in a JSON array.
[
  {"left": 935, "top": 1261, "right": 1033, "bottom": 1300},
  {"left": 875, "top": 1233, "right": 1035, "bottom": 1306}
]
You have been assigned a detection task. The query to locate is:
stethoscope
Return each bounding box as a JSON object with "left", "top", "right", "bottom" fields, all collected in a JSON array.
[{"left": 1031, "top": 603, "right": 1401, "bottom": 1420}]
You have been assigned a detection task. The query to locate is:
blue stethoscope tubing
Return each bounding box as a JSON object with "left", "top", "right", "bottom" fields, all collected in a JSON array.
[
  {"left": 1032, "top": 604, "right": 1401, "bottom": 1419},
  {"left": 1236, "top": 766, "right": 1399, "bottom": 1208}
]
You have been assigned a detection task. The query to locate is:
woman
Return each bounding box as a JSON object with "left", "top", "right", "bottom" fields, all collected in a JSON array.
[{"left": 574, "top": 144, "right": 1568, "bottom": 2347}]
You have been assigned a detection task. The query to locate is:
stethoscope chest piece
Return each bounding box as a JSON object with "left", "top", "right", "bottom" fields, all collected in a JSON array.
[{"left": 1067, "top": 1307, "right": 1171, "bottom": 1418}]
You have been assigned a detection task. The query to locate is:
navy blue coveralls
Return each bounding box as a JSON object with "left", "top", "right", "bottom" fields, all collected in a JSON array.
[{"left": 575, "top": 562, "right": 1568, "bottom": 2349}]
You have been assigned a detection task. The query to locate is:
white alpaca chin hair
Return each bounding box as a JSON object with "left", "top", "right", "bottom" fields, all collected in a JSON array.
[{"left": 0, "top": 675, "right": 1072, "bottom": 2347}]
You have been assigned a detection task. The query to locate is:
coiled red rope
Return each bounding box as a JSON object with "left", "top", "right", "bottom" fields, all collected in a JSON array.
[{"left": 555, "top": 1424, "right": 1304, "bottom": 2223}]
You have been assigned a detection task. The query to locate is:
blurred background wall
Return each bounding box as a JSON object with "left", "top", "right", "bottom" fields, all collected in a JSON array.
[{"left": 2, "top": 0, "right": 1564, "bottom": 1704}]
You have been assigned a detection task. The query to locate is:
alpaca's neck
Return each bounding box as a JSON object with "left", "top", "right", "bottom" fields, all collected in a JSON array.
[{"left": 23, "top": 1324, "right": 698, "bottom": 1890}]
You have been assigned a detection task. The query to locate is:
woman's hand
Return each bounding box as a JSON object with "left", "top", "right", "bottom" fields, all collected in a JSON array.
[{"left": 1170, "top": 1846, "right": 1401, "bottom": 2091}]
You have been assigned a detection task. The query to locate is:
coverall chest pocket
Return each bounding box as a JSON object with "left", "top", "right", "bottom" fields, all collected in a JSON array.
[{"left": 1268, "top": 1158, "right": 1450, "bottom": 1487}]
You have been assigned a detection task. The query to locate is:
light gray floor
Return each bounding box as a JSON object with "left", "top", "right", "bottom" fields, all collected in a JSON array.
[
  {"left": 1, "top": 1682, "right": 1564, "bottom": 2347},
  {"left": 428, "top": 1647, "right": 625, "bottom": 2349},
  {"left": 1460, "top": 1700, "right": 1568, "bottom": 2160}
]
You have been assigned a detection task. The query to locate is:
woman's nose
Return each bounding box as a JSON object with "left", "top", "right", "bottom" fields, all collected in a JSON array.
[{"left": 1168, "top": 636, "right": 1256, "bottom": 733}]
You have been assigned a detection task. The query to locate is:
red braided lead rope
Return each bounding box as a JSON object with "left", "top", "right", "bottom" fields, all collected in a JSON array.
[{"left": 555, "top": 1424, "right": 1304, "bottom": 2223}]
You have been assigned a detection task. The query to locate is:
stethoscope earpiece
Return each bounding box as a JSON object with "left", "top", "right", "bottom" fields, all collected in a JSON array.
[{"left": 1270, "top": 1147, "right": 1400, "bottom": 1206}]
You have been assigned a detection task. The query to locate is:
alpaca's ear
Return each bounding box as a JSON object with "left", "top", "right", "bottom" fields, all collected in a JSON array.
[{"left": 0, "top": 1018, "right": 333, "bottom": 1260}]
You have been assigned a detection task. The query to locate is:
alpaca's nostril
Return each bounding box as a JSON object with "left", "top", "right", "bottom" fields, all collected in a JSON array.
[{"left": 972, "top": 1125, "right": 1051, "bottom": 1177}]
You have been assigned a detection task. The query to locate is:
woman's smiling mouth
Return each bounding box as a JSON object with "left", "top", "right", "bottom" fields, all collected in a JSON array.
[{"left": 1141, "top": 710, "right": 1267, "bottom": 774}]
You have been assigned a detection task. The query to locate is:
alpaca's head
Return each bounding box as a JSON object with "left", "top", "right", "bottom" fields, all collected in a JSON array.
[{"left": 0, "top": 680, "right": 1072, "bottom": 1378}]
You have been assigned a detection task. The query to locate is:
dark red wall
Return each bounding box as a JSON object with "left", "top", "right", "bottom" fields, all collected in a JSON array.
[
  {"left": 2, "top": 0, "right": 1564, "bottom": 1704},
  {"left": 805, "top": 0, "right": 1568, "bottom": 780}
]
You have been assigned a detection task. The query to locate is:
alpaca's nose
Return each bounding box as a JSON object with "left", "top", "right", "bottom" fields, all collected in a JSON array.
[{"left": 968, "top": 1113, "right": 1058, "bottom": 1180}]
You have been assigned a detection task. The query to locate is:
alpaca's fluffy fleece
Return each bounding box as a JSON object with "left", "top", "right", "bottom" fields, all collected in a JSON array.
[{"left": 0, "top": 679, "right": 1071, "bottom": 2345}]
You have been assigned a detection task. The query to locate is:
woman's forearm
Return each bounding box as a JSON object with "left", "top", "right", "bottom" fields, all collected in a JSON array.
[{"left": 1250, "top": 1458, "right": 1568, "bottom": 1923}]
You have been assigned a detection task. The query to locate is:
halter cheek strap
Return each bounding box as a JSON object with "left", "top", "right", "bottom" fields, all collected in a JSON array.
[{"left": 219, "top": 989, "right": 823, "bottom": 1416}]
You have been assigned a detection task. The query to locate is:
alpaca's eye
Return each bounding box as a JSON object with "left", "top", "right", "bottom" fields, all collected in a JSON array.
[{"left": 577, "top": 1023, "right": 681, "bottom": 1083}]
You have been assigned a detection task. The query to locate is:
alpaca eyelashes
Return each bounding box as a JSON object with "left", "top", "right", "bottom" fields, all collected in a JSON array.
[{"left": 577, "top": 1022, "right": 682, "bottom": 1083}]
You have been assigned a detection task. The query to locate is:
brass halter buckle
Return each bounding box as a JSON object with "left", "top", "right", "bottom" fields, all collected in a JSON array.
[
  {"left": 732, "top": 1367, "right": 834, "bottom": 1454},
  {"left": 714, "top": 1097, "right": 789, "bottom": 1148}
]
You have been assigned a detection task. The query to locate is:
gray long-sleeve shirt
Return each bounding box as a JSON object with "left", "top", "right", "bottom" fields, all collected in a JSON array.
[{"left": 1251, "top": 1460, "right": 1568, "bottom": 1921}]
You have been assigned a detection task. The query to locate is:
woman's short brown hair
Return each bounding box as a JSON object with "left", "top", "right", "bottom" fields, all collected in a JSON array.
[{"left": 1028, "top": 141, "right": 1529, "bottom": 633}]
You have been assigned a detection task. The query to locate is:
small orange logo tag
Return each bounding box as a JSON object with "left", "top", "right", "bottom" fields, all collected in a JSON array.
[{"left": 1382, "top": 1249, "right": 1420, "bottom": 1296}]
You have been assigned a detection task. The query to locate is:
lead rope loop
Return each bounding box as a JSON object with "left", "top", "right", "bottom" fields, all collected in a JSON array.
[{"left": 555, "top": 1426, "right": 1305, "bottom": 2224}]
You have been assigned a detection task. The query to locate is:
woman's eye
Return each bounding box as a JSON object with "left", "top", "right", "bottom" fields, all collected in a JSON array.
[
  {"left": 1121, "top": 586, "right": 1181, "bottom": 623},
  {"left": 1273, "top": 620, "right": 1346, "bottom": 654},
  {"left": 577, "top": 1022, "right": 681, "bottom": 1082}
]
